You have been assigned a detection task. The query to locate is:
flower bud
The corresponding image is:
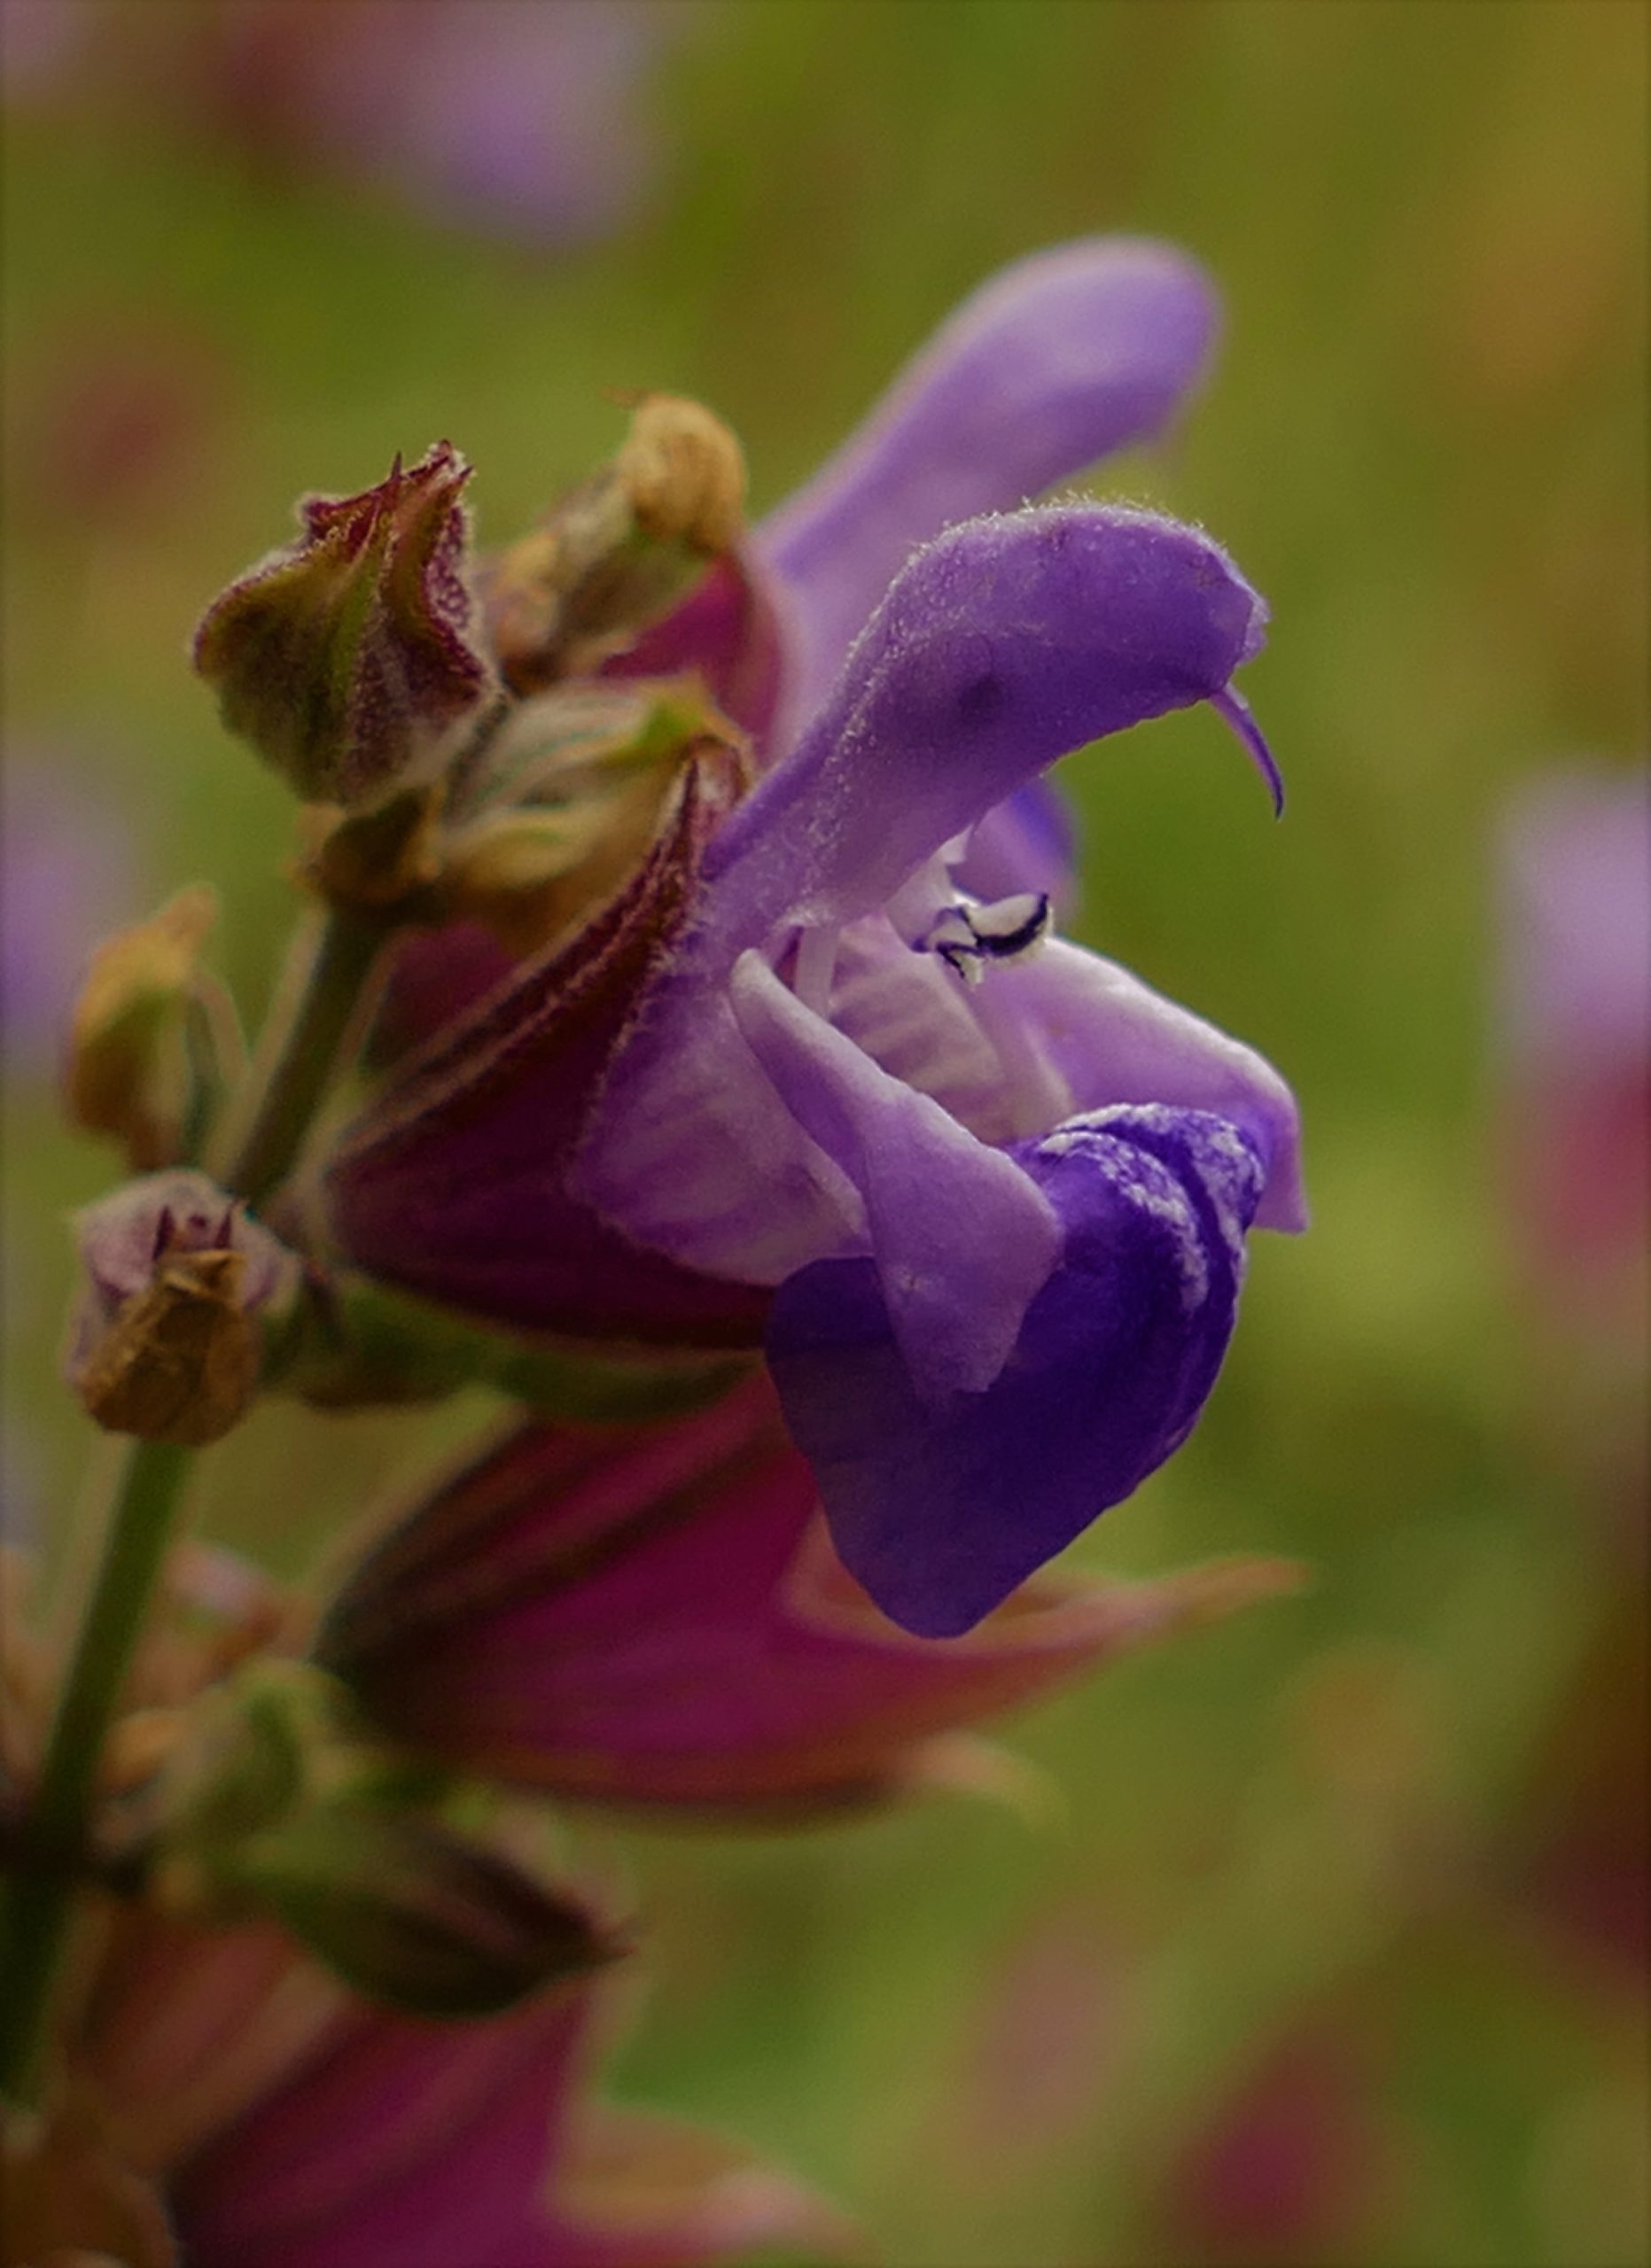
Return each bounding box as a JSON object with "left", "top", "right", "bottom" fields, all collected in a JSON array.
[
  {"left": 193, "top": 441, "right": 491, "bottom": 811},
  {"left": 144, "top": 1662, "right": 624, "bottom": 2022},
  {"left": 66, "top": 1170, "right": 300, "bottom": 1447},
  {"left": 433, "top": 680, "right": 748, "bottom": 957},
  {"left": 482, "top": 396, "right": 746, "bottom": 695},
  {"left": 63, "top": 883, "right": 222, "bottom": 1169},
  {"left": 224, "top": 1803, "right": 621, "bottom": 2020},
  {"left": 616, "top": 392, "right": 746, "bottom": 555}
]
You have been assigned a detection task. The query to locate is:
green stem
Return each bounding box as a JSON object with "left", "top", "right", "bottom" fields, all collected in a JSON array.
[
  {"left": 0, "top": 1440, "right": 192, "bottom": 2103},
  {"left": 215, "top": 903, "right": 387, "bottom": 1208},
  {"left": 2, "top": 891, "right": 396, "bottom": 2101}
]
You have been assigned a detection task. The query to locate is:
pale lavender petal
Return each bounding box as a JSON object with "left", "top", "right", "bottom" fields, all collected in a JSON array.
[
  {"left": 994, "top": 938, "right": 1306, "bottom": 1231},
  {"left": 759, "top": 238, "right": 1220, "bottom": 726},
  {"left": 1499, "top": 766, "right": 1651, "bottom": 1075},
  {"left": 0, "top": 751, "right": 136, "bottom": 1075},
  {"left": 767, "top": 1106, "right": 1266, "bottom": 1636},
  {"left": 728, "top": 951, "right": 1060, "bottom": 1398}
]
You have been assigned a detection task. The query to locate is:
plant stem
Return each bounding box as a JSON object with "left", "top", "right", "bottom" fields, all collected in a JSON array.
[
  {"left": 0, "top": 1440, "right": 192, "bottom": 2103},
  {"left": 3, "top": 892, "right": 395, "bottom": 2101},
  {"left": 214, "top": 903, "right": 388, "bottom": 1208}
]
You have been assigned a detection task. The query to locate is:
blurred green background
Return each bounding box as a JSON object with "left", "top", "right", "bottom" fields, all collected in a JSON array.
[{"left": 4, "top": 3, "right": 1646, "bottom": 2263}]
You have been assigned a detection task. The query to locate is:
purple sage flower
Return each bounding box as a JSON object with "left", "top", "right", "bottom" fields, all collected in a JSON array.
[
  {"left": 1497, "top": 766, "right": 1649, "bottom": 1345},
  {"left": 0, "top": 750, "right": 136, "bottom": 1079},
  {"left": 195, "top": 0, "right": 677, "bottom": 247},
  {"left": 325, "top": 239, "right": 1304, "bottom": 1637}
]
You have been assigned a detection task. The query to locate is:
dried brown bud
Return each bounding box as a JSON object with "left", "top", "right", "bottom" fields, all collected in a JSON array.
[
  {"left": 193, "top": 441, "right": 491, "bottom": 811},
  {"left": 75, "top": 1247, "right": 256, "bottom": 1448},
  {"left": 482, "top": 397, "right": 747, "bottom": 695},
  {"left": 616, "top": 393, "right": 746, "bottom": 555},
  {"left": 66, "top": 1172, "right": 300, "bottom": 1448},
  {"left": 64, "top": 884, "right": 220, "bottom": 1170}
]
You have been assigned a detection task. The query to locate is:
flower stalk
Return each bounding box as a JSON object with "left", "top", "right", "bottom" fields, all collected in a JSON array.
[
  {"left": 0, "top": 1439, "right": 192, "bottom": 2103},
  {"left": 211, "top": 899, "right": 389, "bottom": 1208},
  {"left": 4, "top": 882, "right": 406, "bottom": 2101}
]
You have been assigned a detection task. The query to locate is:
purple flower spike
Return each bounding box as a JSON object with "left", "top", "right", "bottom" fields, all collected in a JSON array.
[
  {"left": 759, "top": 237, "right": 1220, "bottom": 729},
  {"left": 767, "top": 1107, "right": 1266, "bottom": 1636}
]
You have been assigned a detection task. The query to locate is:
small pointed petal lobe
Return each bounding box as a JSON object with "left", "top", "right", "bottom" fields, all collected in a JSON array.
[
  {"left": 767, "top": 1106, "right": 1268, "bottom": 1636},
  {"left": 759, "top": 237, "right": 1220, "bottom": 726},
  {"left": 550, "top": 2101, "right": 859, "bottom": 2267}
]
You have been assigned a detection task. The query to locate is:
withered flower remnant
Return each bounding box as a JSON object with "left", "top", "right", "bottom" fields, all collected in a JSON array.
[
  {"left": 193, "top": 440, "right": 491, "bottom": 812},
  {"left": 64, "top": 883, "right": 225, "bottom": 1170},
  {"left": 66, "top": 1170, "right": 300, "bottom": 1447},
  {"left": 482, "top": 392, "right": 747, "bottom": 695}
]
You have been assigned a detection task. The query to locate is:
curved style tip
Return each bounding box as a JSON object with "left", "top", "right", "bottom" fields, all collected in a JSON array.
[{"left": 1211, "top": 686, "right": 1284, "bottom": 818}]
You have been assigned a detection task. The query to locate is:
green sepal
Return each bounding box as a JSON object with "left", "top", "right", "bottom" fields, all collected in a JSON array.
[
  {"left": 225, "top": 1803, "right": 619, "bottom": 2020},
  {"left": 262, "top": 1266, "right": 752, "bottom": 1423},
  {"left": 150, "top": 1662, "right": 621, "bottom": 2020}
]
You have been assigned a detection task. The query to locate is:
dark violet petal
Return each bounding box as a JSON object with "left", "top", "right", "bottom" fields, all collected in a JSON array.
[
  {"left": 726, "top": 951, "right": 1060, "bottom": 1396},
  {"left": 759, "top": 238, "right": 1219, "bottom": 729},
  {"left": 696, "top": 504, "right": 1270, "bottom": 959},
  {"left": 767, "top": 1106, "right": 1266, "bottom": 1637}
]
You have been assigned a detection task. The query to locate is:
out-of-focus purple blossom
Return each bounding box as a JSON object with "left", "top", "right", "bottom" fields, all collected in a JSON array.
[
  {"left": 0, "top": 0, "right": 91, "bottom": 101},
  {"left": 196, "top": 0, "right": 679, "bottom": 246},
  {"left": 324, "top": 239, "right": 1303, "bottom": 1638},
  {"left": 0, "top": 752, "right": 136, "bottom": 1078},
  {"left": 5, "top": 0, "right": 681, "bottom": 246},
  {"left": 1497, "top": 766, "right": 1649, "bottom": 1347},
  {"left": 1499, "top": 768, "right": 1650, "bottom": 1077},
  {"left": 1164, "top": 2031, "right": 1387, "bottom": 2266},
  {"left": 317, "top": 1371, "right": 1298, "bottom": 1814}
]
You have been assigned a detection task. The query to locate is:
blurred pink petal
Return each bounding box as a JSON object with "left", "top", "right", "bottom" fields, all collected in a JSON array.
[{"left": 319, "top": 1371, "right": 1302, "bottom": 1814}]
